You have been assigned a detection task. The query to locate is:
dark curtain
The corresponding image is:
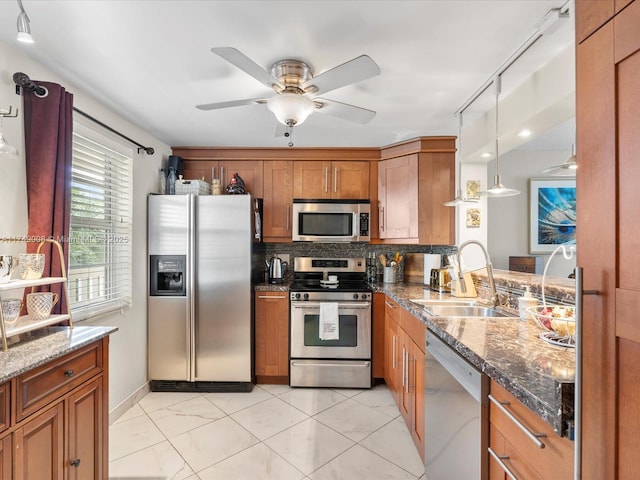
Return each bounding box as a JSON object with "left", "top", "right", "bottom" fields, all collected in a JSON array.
[{"left": 23, "top": 82, "right": 73, "bottom": 315}]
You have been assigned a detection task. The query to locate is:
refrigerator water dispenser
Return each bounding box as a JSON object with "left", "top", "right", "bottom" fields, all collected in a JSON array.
[{"left": 150, "top": 255, "right": 186, "bottom": 296}]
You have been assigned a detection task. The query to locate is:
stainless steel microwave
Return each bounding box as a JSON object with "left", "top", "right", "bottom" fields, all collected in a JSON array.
[{"left": 292, "top": 199, "right": 370, "bottom": 242}]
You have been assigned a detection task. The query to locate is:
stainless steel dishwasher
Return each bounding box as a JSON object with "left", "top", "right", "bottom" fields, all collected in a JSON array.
[{"left": 424, "top": 330, "right": 489, "bottom": 480}]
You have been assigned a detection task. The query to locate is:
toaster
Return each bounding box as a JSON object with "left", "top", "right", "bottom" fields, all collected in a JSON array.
[{"left": 429, "top": 268, "right": 451, "bottom": 292}]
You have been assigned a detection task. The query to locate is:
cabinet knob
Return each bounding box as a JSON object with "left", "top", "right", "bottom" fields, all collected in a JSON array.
[
  {"left": 64, "top": 370, "right": 75, "bottom": 377},
  {"left": 70, "top": 459, "right": 81, "bottom": 467}
]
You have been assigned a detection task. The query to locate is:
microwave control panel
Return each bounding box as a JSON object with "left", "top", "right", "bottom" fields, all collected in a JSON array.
[{"left": 359, "top": 213, "right": 370, "bottom": 236}]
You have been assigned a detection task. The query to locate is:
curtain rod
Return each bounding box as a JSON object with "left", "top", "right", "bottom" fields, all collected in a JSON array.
[
  {"left": 72, "top": 107, "right": 155, "bottom": 155},
  {"left": 12, "top": 71, "right": 155, "bottom": 155}
]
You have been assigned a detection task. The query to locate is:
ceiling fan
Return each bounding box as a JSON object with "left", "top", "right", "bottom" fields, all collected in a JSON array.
[{"left": 196, "top": 47, "right": 381, "bottom": 134}]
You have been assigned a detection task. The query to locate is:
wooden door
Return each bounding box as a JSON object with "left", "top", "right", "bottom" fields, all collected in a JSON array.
[
  {"left": 331, "top": 161, "right": 369, "bottom": 199},
  {"left": 378, "top": 155, "right": 419, "bottom": 239},
  {"left": 263, "top": 161, "right": 294, "bottom": 241},
  {"left": 67, "top": 378, "right": 104, "bottom": 480},
  {"left": 0, "top": 435, "right": 11, "bottom": 480},
  {"left": 398, "top": 330, "right": 412, "bottom": 423},
  {"left": 182, "top": 160, "right": 218, "bottom": 182},
  {"left": 577, "top": 1, "right": 640, "bottom": 477},
  {"left": 219, "top": 160, "right": 264, "bottom": 198},
  {"left": 293, "top": 161, "right": 332, "bottom": 199},
  {"left": 384, "top": 299, "right": 401, "bottom": 403},
  {"left": 13, "top": 402, "right": 64, "bottom": 480},
  {"left": 411, "top": 340, "right": 425, "bottom": 460},
  {"left": 255, "top": 293, "right": 289, "bottom": 381}
]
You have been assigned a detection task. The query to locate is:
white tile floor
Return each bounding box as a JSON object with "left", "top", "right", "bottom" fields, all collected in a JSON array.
[{"left": 109, "top": 383, "right": 426, "bottom": 480}]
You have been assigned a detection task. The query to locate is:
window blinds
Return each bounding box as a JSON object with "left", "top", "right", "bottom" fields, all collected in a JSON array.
[{"left": 68, "top": 122, "right": 133, "bottom": 319}]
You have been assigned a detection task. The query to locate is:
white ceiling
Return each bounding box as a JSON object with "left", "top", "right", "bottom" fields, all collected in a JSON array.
[{"left": 0, "top": 0, "right": 574, "bottom": 149}]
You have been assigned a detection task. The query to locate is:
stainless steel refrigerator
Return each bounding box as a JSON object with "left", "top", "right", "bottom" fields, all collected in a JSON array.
[{"left": 147, "top": 194, "right": 258, "bottom": 392}]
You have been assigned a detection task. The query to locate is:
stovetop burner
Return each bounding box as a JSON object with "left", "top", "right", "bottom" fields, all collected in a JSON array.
[{"left": 290, "top": 256, "right": 371, "bottom": 301}]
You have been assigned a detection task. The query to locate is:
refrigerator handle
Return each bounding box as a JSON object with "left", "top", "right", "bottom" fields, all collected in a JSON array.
[{"left": 188, "top": 195, "right": 197, "bottom": 380}]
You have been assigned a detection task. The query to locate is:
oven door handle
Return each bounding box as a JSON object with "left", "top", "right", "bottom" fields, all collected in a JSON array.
[{"left": 291, "top": 302, "right": 371, "bottom": 309}]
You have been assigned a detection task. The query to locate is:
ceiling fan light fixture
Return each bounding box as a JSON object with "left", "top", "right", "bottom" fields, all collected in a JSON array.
[
  {"left": 267, "top": 93, "right": 315, "bottom": 126},
  {"left": 16, "top": 1, "right": 33, "bottom": 44}
]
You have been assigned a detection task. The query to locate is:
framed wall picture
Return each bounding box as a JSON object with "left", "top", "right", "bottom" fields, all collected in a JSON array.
[{"left": 529, "top": 178, "right": 576, "bottom": 253}]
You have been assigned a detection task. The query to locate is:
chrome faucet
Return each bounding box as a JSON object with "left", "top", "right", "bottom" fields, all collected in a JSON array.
[{"left": 456, "top": 240, "right": 498, "bottom": 307}]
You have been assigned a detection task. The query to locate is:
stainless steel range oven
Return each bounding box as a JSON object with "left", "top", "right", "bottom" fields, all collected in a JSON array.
[{"left": 289, "top": 257, "right": 372, "bottom": 388}]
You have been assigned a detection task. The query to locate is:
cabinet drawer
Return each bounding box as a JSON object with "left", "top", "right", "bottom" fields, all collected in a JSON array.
[
  {"left": 384, "top": 296, "right": 401, "bottom": 324},
  {"left": 16, "top": 342, "right": 103, "bottom": 421},
  {"left": 489, "top": 382, "right": 573, "bottom": 479}
]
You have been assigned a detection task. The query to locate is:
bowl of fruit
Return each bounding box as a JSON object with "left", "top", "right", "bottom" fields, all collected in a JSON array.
[{"left": 528, "top": 305, "right": 576, "bottom": 339}]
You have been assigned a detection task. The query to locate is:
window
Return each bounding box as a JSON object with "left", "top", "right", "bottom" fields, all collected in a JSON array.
[{"left": 68, "top": 122, "right": 133, "bottom": 319}]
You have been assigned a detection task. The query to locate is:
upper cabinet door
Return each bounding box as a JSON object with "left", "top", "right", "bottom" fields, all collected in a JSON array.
[
  {"left": 293, "top": 161, "right": 332, "bottom": 199},
  {"left": 331, "top": 161, "right": 369, "bottom": 199},
  {"left": 576, "top": 0, "right": 615, "bottom": 43},
  {"left": 378, "top": 154, "right": 419, "bottom": 239},
  {"left": 293, "top": 161, "right": 370, "bottom": 199},
  {"left": 218, "top": 160, "right": 264, "bottom": 198},
  {"left": 263, "top": 161, "right": 294, "bottom": 241}
]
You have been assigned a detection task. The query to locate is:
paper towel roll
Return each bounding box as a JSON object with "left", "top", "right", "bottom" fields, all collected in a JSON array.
[{"left": 424, "top": 254, "right": 442, "bottom": 284}]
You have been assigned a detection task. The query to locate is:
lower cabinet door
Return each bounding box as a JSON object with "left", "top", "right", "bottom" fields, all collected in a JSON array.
[
  {"left": 0, "top": 435, "right": 11, "bottom": 480},
  {"left": 13, "top": 402, "right": 64, "bottom": 480},
  {"left": 67, "top": 377, "right": 104, "bottom": 480}
]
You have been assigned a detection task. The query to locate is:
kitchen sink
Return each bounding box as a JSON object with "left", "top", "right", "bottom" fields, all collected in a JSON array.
[
  {"left": 421, "top": 305, "right": 509, "bottom": 318},
  {"left": 409, "top": 299, "right": 475, "bottom": 307}
]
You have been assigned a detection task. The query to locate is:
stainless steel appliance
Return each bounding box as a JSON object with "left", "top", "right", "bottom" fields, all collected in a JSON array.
[
  {"left": 268, "top": 255, "right": 284, "bottom": 284},
  {"left": 424, "top": 330, "right": 489, "bottom": 479},
  {"left": 291, "top": 200, "right": 370, "bottom": 242},
  {"left": 148, "top": 194, "right": 260, "bottom": 392},
  {"left": 289, "top": 257, "right": 372, "bottom": 388}
]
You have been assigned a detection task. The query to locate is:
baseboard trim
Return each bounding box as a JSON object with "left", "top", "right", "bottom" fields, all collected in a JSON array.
[{"left": 109, "top": 382, "right": 150, "bottom": 425}]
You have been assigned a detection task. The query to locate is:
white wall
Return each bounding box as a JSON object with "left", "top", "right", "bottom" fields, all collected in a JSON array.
[
  {"left": 486, "top": 149, "right": 576, "bottom": 278},
  {"left": 0, "top": 40, "right": 171, "bottom": 414},
  {"left": 455, "top": 163, "right": 489, "bottom": 271}
]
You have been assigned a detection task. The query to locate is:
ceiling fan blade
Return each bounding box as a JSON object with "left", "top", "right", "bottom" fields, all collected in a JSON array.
[
  {"left": 314, "top": 98, "right": 376, "bottom": 124},
  {"left": 301, "top": 55, "right": 380, "bottom": 95},
  {"left": 195, "top": 98, "right": 267, "bottom": 111},
  {"left": 212, "top": 47, "right": 284, "bottom": 92}
]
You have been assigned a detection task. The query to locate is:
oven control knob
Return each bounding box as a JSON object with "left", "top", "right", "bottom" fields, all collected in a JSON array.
[
  {"left": 303, "top": 293, "right": 309, "bottom": 300},
  {"left": 294, "top": 293, "right": 301, "bottom": 299},
  {"left": 353, "top": 293, "right": 359, "bottom": 300}
]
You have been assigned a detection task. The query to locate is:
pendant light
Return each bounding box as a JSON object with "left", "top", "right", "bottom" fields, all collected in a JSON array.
[
  {"left": 543, "top": 144, "right": 577, "bottom": 176},
  {"left": 444, "top": 113, "right": 479, "bottom": 206},
  {"left": 16, "top": 0, "right": 34, "bottom": 44},
  {"left": 480, "top": 75, "right": 520, "bottom": 197}
]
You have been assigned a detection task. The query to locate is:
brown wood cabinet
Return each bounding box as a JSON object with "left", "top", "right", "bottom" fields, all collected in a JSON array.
[
  {"left": 262, "top": 161, "right": 294, "bottom": 242},
  {"left": 382, "top": 295, "right": 425, "bottom": 460},
  {"left": 576, "top": 1, "right": 640, "bottom": 477},
  {"left": 378, "top": 138, "right": 455, "bottom": 245},
  {"left": 293, "top": 161, "right": 369, "bottom": 199},
  {"left": 255, "top": 292, "right": 290, "bottom": 384},
  {"left": 488, "top": 381, "right": 573, "bottom": 480},
  {"left": 180, "top": 160, "right": 264, "bottom": 198},
  {"left": 372, "top": 293, "right": 386, "bottom": 379},
  {"left": 384, "top": 296, "right": 402, "bottom": 404},
  {"left": 0, "top": 338, "right": 108, "bottom": 480}
]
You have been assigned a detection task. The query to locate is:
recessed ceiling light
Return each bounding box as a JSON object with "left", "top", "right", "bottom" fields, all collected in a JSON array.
[
  {"left": 481, "top": 152, "right": 492, "bottom": 159},
  {"left": 518, "top": 129, "right": 533, "bottom": 138}
]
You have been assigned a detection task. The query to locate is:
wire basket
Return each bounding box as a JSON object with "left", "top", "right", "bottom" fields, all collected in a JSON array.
[{"left": 528, "top": 305, "right": 576, "bottom": 339}]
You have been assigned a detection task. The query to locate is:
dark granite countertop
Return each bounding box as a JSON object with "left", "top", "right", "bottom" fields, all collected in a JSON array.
[
  {"left": 374, "top": 282, "right": 575, "bottom": 437},
  {"left": 0, "top": 325, "right": 118, "bottom": 384}
]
